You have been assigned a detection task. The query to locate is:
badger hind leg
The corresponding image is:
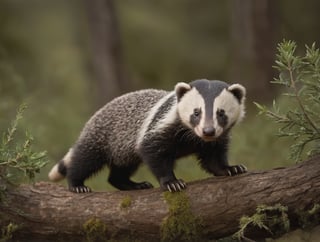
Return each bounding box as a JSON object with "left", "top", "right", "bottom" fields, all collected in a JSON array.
[
  {"left": 66, "top": 147, "right": 106, "bottom": 193},
  {"left": 108, "top": 164, "right": 153, "bottom": 191},
  {"left": 67, "top": 177, "right": 93, "bottom": 194}
]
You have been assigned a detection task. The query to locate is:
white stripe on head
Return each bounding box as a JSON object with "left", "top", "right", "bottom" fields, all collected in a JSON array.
[
  {"left": 213, "top": 88, "right": 245, "bottom": 135},
  {"left": 177, "top": 87, "right": 205, "bottom": 137}
]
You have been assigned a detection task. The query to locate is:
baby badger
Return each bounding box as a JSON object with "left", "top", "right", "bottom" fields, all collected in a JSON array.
[{"left": 49, "top": 79, "right": 247, "bottom": 193}]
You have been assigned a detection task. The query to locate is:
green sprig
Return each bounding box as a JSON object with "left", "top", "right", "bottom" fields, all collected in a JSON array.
[
  {"left": 0, "top": 104, "right": 49, "bottom": 185},
  {"left": 255, "top": 40, "right": 320, "bottom": 161}
]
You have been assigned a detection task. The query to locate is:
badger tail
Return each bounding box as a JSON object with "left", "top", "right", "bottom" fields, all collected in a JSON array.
[{"left": 48, "top": 148, "right": 73, "bottom": 182}]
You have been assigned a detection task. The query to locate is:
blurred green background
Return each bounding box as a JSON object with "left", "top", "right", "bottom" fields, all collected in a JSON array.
[{"left": 1, "top": 0, "right": 320, "bottom": 191}]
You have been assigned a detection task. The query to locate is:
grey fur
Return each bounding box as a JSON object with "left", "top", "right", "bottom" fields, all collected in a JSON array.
[
  {"left": 79, "top": 89, "right": 169, "bottom": 166},
  {"left": 48, "top": 79, "right": 247, "bottom": 193}
]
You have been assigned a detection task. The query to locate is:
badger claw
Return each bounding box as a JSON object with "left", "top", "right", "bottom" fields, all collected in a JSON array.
[
  {"left": 225, "top": 164, "right": 247, "bottom": 176},
  {"left": 227, "top": 170, "right": 232, "bottom": 176},
  {"left": 238, "top": 164, "right": 247, "bottom": 173},
  {"left": 69, "top": 185, "right": 92, "bottom": 193},
  {"left": 164, "top": 179, "right": 187, "bottom": 192}
]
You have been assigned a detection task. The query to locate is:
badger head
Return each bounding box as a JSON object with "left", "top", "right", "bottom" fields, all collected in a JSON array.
[{"left": 175, "top": 79, "right": 246, "bottom": 141}]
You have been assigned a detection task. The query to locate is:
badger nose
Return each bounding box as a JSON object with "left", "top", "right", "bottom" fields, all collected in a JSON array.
[{"left": 203, "top": 127, "right": 215, "bottom": 137}]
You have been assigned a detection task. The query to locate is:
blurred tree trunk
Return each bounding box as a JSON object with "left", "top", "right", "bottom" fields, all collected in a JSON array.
[
  {"left": 230, "top": 0, "right": 276, "bottom": 102},
  {"left": 85, "top": 0, "right": 130, "bottom": 106}
]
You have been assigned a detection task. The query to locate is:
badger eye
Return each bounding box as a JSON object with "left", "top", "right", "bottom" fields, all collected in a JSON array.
[
  {"left": 217, "top": 109, "right": 225, "bottom": 117},
  {"left": 193, "top": 108, "right": 201, "bottom": 117}
]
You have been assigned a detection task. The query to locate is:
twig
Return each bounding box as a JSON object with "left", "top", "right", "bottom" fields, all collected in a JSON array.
[{"left": 287, "top": 66, "right": 320, "bottom": 135}]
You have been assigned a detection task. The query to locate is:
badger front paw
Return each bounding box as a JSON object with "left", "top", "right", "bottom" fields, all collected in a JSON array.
[
  {"left": 133, "top": 181, "right": 154, "bottom": 190},
  {"left": 224, "top": 164, "right": 247, "bottom": 176},
  {"left": 161, "top": 179, "right": 187, "bottom": 192}
]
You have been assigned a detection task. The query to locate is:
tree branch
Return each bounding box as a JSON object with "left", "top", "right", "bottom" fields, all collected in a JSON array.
[{"left": 1, "top": 156, "right": 320, "bottom": 241}]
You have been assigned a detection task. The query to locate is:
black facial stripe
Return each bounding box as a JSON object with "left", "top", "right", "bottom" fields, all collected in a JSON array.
[
  {"left": 190, "top": 80, "right": 228, "bottom": 103},
  {"left": 204, "top": 104, "right": 213, "bottom": 127},
  {"left": 190, "top": 79, "right": 229, "bottom": 128},
  {"left": 216, "top": 109, "right": 228, "bottom": 127},
  {"left": 190, "top": 109, "right": 202, "bottom": 127}
]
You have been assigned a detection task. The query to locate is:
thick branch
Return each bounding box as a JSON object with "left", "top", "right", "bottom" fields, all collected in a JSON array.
[{"left": 1, "top": 156, "right": 320, "bottom": 241}]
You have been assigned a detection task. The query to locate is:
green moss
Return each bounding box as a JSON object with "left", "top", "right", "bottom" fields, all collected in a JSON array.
[
  {"left": 234, "top": 204, "right": 290, "bottom": 240},
  {"left": 83, "top": 218, "right": 108, "bottom": 242},
  {"left": 161, "top": 191, "right": 204, "bottom": 242},
  {"left": 1, "top": 222, "right": 19, "bottom": 242},
  {"left": 120, "top": 195, "right": 132, "bottom": 209},
  {"left": 297, "top": 204, "right": 320, "bottom": 228}
]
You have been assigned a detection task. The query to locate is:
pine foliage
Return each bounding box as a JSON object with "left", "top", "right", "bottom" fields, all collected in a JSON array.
[
  {"left": 0, "top": 104, "right": 48, "bottom": 187},
  {"left": 255, "top": 40, "right": 320, "bottom": 161}
]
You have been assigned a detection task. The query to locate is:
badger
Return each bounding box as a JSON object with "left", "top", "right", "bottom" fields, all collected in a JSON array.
[{"left": 48, "top": 79, "right": 247, "bottom": 193}]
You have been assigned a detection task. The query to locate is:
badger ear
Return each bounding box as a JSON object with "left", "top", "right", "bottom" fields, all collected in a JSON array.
[
  {"left": 228, "top": 84, "right": 246, "bottom": 103},
  {"left": 175, "top": 82, "right": 191, "bottom": 101}
]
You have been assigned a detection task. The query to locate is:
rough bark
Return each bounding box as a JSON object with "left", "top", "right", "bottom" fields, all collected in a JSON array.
[{"left": 0, "top": 156, "right": 320, "bottom": 241}]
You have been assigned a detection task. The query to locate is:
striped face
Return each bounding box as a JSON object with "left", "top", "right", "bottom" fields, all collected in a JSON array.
[{"left": 175, "top": 79, "right": 246, "bottom": 141}]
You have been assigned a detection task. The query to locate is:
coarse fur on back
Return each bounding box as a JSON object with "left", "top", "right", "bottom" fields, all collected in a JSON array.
[{"left": 48, "top": 79, "right": 247, "bottom": 193}]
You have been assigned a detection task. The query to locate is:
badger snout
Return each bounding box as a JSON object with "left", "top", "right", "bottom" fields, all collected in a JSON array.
[
  {"left": 196, "top": 124, "right": 224, "bottom": 142},
  {"left": 202, "top": 127, "right": 215, "bottom": 137}
]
